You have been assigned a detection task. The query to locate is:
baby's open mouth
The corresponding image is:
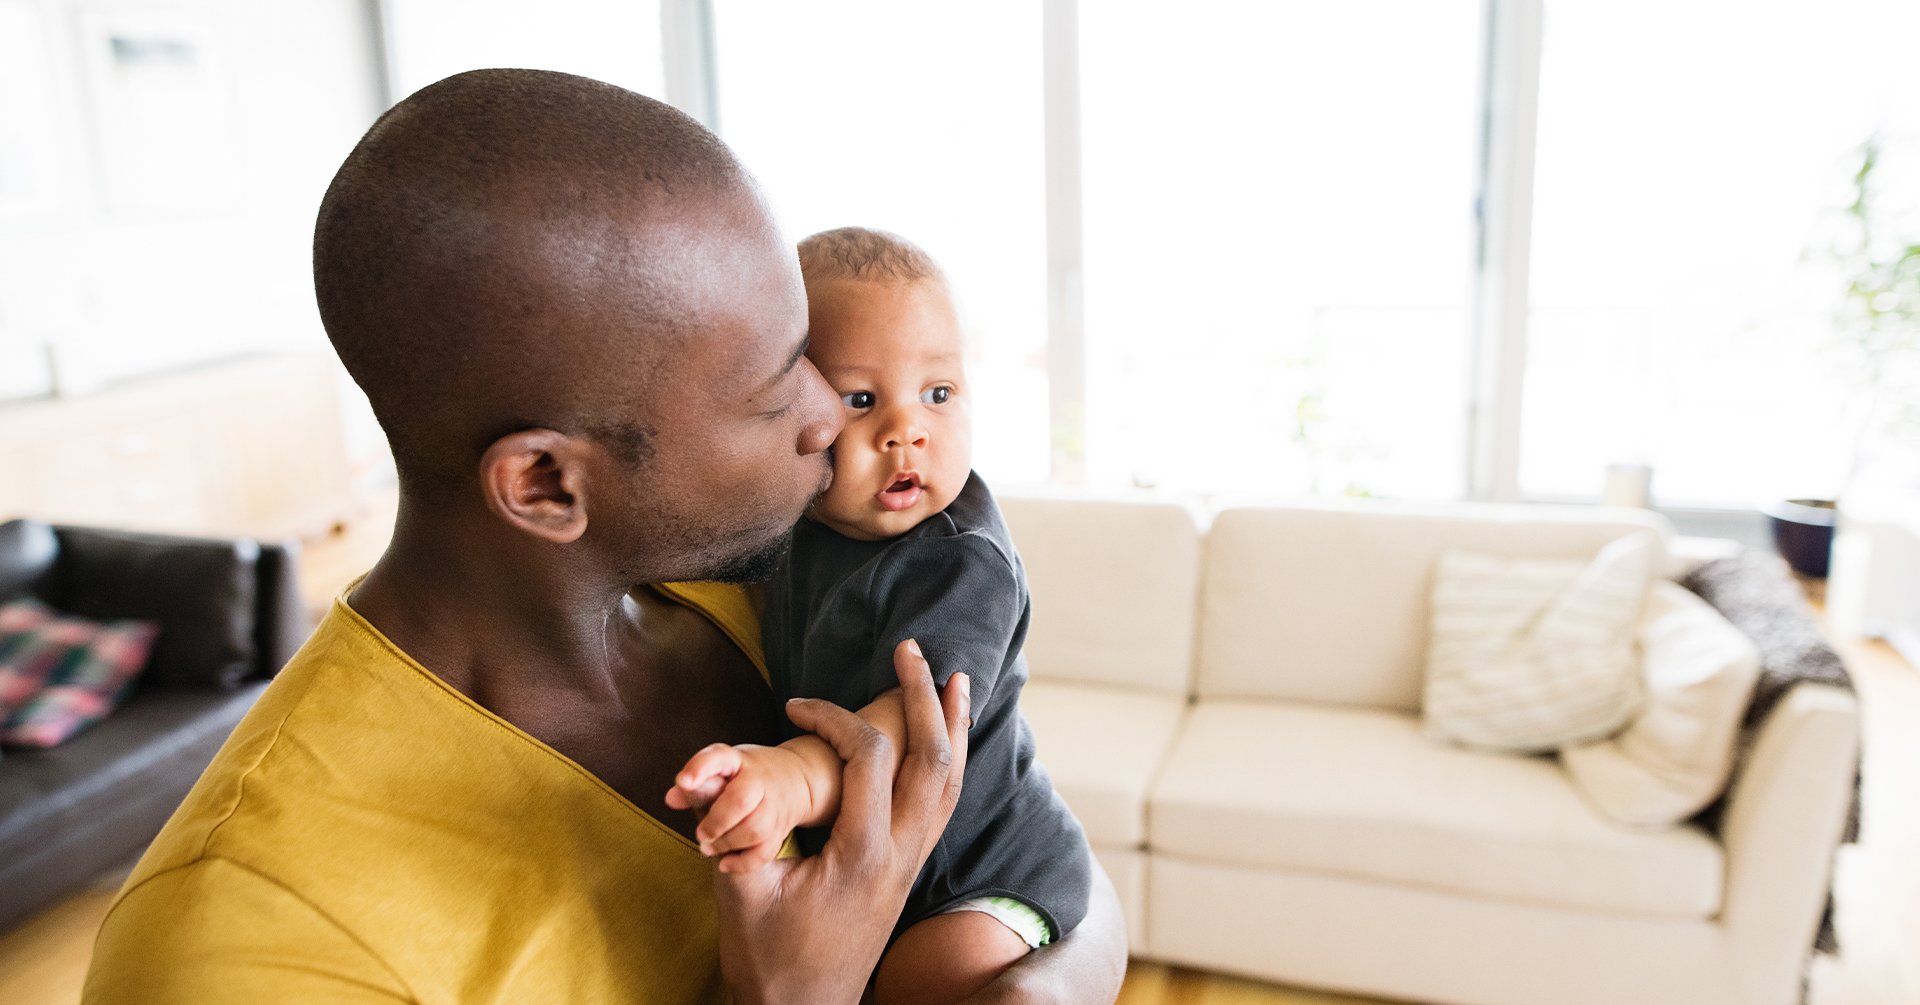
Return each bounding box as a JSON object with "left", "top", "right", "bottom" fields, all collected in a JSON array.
[{"left": 876, "top": 472, "right": 924, "bottom": 512}]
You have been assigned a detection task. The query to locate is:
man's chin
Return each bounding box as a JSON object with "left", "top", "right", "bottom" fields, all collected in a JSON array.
[{"left": 699, "top": 526, "right": 794, "bottom": 584}]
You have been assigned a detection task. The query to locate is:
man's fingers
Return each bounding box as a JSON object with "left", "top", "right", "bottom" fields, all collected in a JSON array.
[
  {"left": 887, "top": 638, "right": 961, "bottom": 856},
  {"left": 933, "top": 672, "right": 971, "bottom": 845},
  {"left": 785, "top": 697, "right": 892, "bottom": 861}
]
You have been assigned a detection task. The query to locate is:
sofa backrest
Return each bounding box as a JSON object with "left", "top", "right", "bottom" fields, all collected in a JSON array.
[
  {"left": 0, "top": 519, "right": 58, "bottom": 601},
  {"left": 1196, "top": 501, "right": 1674, "bottom": 711},
  {"left": 998, "top": 493, "right": 1203, "bottom": 696},
  {"left": 0, "top": 518, "right": 310, "bottom": 689}
]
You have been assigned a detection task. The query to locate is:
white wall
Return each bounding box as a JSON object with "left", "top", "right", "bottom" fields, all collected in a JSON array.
[
  {"left": 382, "top": 0, "right": 665, "bottom": 103},
  {"left": 0, "top": 0, "right": 386, "bottom": 396}
]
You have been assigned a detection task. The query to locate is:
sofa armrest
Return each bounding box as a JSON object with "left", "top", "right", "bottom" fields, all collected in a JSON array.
[
  {"left": 1718, "top": 683, "right": 1858, "bottom": 955},
  {"left": 0, "top": 518, "right": 59, "bottom": 599},
  {"left": 253, "top": 539, "right": 311, "bottom": 680}
]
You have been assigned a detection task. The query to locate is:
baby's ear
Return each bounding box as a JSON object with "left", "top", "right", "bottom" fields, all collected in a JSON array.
[{"left": 477, "top": 429, "right": 590, "bottom": 543}]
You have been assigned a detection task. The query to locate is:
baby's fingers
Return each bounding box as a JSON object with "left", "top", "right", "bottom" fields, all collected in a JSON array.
[
  {"left": 666, "top": 775, "right": 726, "bottom": 812},
  {"left": 706, "top": 804, "right": 787, "bottom": 858},
  {"left": 696, "top": 777, "right": 763, "bottom": 852},
  {"left": 677, "top": 743, "right": 743, "bottom": 790},
  {"left": 666, "top": 744, "right": 742, "bottom": 811}
]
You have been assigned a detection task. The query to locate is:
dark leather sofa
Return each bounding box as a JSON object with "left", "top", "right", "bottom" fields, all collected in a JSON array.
[{"left": 0, "top": 518, "right": 309, "bottom": 931}]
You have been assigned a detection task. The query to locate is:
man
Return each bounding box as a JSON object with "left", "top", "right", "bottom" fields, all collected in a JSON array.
[{"left": 83, "top": 69, "right": 1124, "bottom": 1003}]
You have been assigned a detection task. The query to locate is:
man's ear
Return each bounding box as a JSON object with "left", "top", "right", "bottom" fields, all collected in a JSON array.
[{"left": 478, "top": 429, "right": 591, "bottom": 544}]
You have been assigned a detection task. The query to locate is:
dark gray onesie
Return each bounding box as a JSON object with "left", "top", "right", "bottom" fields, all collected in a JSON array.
[{"left": 762, "top": 471, "right": 1091, "bottom": 942}]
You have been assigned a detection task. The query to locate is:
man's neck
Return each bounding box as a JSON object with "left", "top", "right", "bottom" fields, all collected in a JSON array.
[
  {"left": 347, "top": 498, "right": 635, "bottom": 705},
  {"left": 342, "top": 496, "right": 783, "bottom": 826}
]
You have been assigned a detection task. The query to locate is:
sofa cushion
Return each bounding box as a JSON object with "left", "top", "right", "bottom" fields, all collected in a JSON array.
[
  {"left": 1197, "top": 502, "right": 1672, "bottom": 710},
  {"left": 0, "top": 684, "right": 266, "bottom": 927},
  {"left": 50, "top": 527, "right": 260, "bottom": 691},
  {"left": 1561, "top": 582, "right": 1761, "bottom": 827},
  {"left": 1021, "top": 678, "right": 1186, "bottom": 847},
  {"left": 1421, "top": 533, "right": 1655, "bottom": 753},
  {"left": 1148, "top": 700, "right": 1725, "bottom": 919},
  {"left": 0, "top": 599, "right": 159, "bottom": 746},
  {"left": 998, "top": 494, "right": 1202, "bottom": 696}
]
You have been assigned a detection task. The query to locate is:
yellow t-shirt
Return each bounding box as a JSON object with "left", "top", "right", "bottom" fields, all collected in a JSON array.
[{"left": 84, "top": 581, "right": 761, "bottom": 1004}]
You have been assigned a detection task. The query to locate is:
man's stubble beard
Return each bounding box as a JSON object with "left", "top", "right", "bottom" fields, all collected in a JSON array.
[
  {"left": 702, "top": 525, "right": 794, "bottom": 584},
  {"left": 692, "top": 448, "right": 833, "bottom": 585}
]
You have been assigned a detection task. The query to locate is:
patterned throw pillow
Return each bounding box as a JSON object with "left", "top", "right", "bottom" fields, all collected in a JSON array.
[
  {"left": 0, "top": 598, "right": 159, "bottom": 748},
  {"left": 1422, "top": 533, "right": 1656, "bottom": 753},
  {"left": 0, "top": 599, "right": 73, "bottom": 713}
]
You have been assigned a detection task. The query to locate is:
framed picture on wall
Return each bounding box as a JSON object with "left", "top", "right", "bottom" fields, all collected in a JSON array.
[{"left": 78, "top": 6, "right": 241, "bottom": 216}]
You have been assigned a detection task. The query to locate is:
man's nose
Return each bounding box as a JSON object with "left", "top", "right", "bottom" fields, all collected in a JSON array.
[{"left": 795, "top": 360, "right": 843, "bottom": 456}]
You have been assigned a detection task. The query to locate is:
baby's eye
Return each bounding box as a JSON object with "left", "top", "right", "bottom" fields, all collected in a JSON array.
[
  {"left": 841, "top": 390, "right": 875, "bottom": 409},
  {"left": 921, "top": 386, "right": 953, "bottom": 405}
]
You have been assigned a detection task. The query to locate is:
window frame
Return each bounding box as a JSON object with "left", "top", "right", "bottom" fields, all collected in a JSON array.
[{"left": 665, "top": 0, "right": 1773, "bottom": 530}]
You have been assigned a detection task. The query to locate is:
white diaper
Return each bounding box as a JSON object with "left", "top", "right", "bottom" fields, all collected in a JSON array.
[{"left": 937, "top": 895, "right": 1052, "bottom": 949}]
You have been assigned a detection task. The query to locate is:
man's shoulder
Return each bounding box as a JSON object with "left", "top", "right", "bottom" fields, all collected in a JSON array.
[
  {"left": 92, "top": 600, "right": 730, "bottom": 1003},
  {"left": 89, "top": 855, "right": 410, "bottom": 1003},
  {"left": 114, "top": 604, "right": 424, "bottom": 885}
]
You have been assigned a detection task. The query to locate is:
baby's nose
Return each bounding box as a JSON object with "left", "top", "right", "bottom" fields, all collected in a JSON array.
[{"left": 881, "top": 415, "right": 929, "bottom": 451}]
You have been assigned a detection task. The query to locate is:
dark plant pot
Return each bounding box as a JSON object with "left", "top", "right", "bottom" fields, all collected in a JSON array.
[{"left": 1763, "top": 498, "right": 1838, "bottom": 579}]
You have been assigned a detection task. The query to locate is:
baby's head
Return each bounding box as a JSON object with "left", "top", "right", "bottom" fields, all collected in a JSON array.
[{"left": 797, "top": 227, "right": 970, "bottom": 541}]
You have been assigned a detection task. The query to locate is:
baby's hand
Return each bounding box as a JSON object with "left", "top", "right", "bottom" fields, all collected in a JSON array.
[{"left": 664, "top": 743, "right": 813, "bottom": 873}]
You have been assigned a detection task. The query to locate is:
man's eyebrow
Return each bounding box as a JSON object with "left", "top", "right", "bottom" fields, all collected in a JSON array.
[{"left": 759, "top": 335, "right": 810, "bottom": 393}]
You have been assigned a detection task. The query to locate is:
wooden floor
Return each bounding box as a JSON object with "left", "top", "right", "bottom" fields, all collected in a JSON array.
[{"left": 2, "top": 512, "right": 1915, "bottom": 1004}]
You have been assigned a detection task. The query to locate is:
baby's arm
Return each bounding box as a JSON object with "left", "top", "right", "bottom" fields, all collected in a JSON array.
[
  {"left": 675, "top": 533, "right": 1020, "bottom": 874},
  {"left": 665, "top": 671, "right": 911, "bottom": 872}
]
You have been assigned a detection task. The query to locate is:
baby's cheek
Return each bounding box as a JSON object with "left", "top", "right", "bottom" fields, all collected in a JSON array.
[
  {"left": 817, "top": 460, "right": 874, "bottom": 525},
  {"left": 825, "top": 448, "right": 864, "bottom": 497}
]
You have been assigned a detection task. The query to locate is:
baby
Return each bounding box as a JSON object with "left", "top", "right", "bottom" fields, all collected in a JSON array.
[{"left": 665, "top": 227, "right": 1090, "bottom": 1002}]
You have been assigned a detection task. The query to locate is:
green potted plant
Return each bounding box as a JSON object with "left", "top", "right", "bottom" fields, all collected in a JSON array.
[{"left": 1772, "top": 135, "right": 1920, "bottom": 577}]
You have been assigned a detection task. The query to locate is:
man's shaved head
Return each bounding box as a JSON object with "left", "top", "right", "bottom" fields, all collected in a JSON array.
[{"left": 315, "top": 68, "right": 755, "bottom": 497}]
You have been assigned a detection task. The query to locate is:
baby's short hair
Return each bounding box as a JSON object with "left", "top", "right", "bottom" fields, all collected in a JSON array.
[{"left": 797, "top": 226, "right": 945, "bottom": 285}]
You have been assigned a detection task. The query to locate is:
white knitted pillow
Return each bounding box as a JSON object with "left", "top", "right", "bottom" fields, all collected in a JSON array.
[
  {"left": 1560, "top": 582, "right": 1760, "bottom": 827},
  {"left": 1423, "top": 533, "right": 1656, "bottom": 753}
]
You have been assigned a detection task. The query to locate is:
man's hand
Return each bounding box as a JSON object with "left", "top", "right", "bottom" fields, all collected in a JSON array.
[
  {"left": 713, "top": 639, "right": 971, "bottom": 1005},
  {"left": 665, "top": 742, "right": 813, "bottom": 872}
]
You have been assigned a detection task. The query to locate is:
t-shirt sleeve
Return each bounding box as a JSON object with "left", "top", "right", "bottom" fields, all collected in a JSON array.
[
  {"left": 862, "top": 532, "right": 1024, "bottom": 713},
  {"left": 85, "top": 858, "right": 412, "bottom": 1004}
]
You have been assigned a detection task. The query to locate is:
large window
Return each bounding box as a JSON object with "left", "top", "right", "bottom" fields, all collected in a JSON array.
[
  {"left": 1078, "top": 2, "right": 1483, "bottom": 497},
  {"left": 684, "top": 2, "right": 1919, "bottom": 507},
  {"left": 711, "top": 1, "right": 1482, "bottom": 497},
  {"left": 1521, "top": 0, "right": 1920, "bottom": 506},
  {"left": 710, "top": 1, "right": 1051, "bottom": 485}
]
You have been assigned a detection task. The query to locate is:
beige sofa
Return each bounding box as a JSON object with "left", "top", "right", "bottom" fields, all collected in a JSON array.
[{"left": 999, "top": 492, "right": 1860, "bottom": 1005}]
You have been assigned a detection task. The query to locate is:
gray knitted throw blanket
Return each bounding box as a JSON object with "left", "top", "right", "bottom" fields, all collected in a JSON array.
[{"left": 1680, "top": 550, "right": 1860, "bottom": 957}]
